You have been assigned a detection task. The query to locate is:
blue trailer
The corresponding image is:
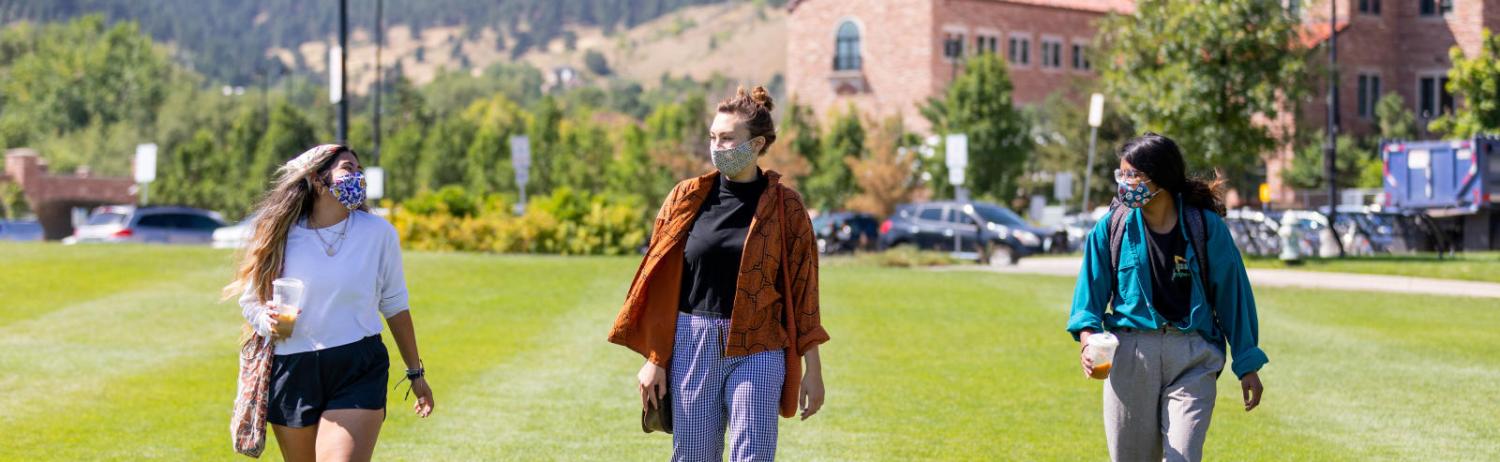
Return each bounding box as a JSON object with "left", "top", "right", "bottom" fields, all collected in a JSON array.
[{"left": 1381, "top": 136, "right": 1500, "bottom": 250}]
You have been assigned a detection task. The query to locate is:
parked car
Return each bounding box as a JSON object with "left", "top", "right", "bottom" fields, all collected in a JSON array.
[
  {"left": 212, "top": 211, "right": 259, "bottom": 249},
  {"left": 812, "top": 212, "right": 880, "bottom": 254},
  {"left": 0, "top": 220, "right": 44, "bottom": 241},
  {"left": 878, "top": 201, "right": 1052, "bottom": 265},
  {"left": 68, "top": 205, "right": 226, "bottom": 245}
]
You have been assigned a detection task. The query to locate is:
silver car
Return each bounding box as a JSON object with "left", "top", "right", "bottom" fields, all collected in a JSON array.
[{"left": 68, "top": 206, "right": 226, "bottom": 245}]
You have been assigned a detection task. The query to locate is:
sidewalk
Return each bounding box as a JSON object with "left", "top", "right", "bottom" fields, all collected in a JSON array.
[{"left": 938, "top": 257, "right": 1500, "bottom": 299}]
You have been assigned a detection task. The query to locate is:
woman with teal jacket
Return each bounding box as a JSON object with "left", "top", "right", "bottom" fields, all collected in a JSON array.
[{"left": 1067, "top": 133, "right": 1266, "bottom": 462}]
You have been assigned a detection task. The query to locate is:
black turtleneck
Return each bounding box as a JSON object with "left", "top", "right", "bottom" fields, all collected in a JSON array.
[{"left": 679, "top": 171, "right": 768, "bottom": 318}]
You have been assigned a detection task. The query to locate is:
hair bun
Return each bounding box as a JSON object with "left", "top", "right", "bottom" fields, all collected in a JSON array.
[{"left": 750, "top": 86, "right": 774, "bottom": 112}]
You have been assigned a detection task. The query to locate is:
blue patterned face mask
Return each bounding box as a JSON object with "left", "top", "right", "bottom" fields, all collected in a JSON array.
[
  {"left": 329, "top": 170, "right": 366, "bottom": 210},
  {"left": 1117, "top": 179, "right": 1159, "bottom": 209}
]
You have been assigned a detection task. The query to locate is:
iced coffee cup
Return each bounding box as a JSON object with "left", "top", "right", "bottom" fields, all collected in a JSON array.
[
  {"left": 1087, "top": 332, "right": 1119, "bottom": 380},
  {"left": 271, "top": 278, "right": 305, "bottom": 338}
]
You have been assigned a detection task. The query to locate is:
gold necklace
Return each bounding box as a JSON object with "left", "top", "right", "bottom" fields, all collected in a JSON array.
[{"left": 311, "top": 214, "right": 352, "bottom": 256}]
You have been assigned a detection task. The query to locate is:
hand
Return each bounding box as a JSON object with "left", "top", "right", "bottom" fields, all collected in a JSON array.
[
  {"left": 411, "top": 377, "right": 435, "bottom": 418},
  {"left": 266, "top": 302, "right": 300, "bottom": 340},
  {"left": 799, "top": 370, "right": 825, "bottom": 421},
  {"left": 1240, "top": 371, "right": 1263, "bottom": 412},
  {"left": 637, "top": 361, "right": 667, "bottom": 411},
  {"left": 1078, "top": 330, "right": 1095, "bottom": 378}
]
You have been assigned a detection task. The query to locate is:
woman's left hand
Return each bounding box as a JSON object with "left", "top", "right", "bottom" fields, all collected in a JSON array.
[
  {"left": 800, "top": 370, "right": 825, "bottom": 421},
  {"left": 412, "top": 377, "right": 435, "bottom": 418}
]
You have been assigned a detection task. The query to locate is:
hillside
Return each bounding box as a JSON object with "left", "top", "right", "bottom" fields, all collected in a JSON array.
[
  {"left": 0, "top": 0, "right": 786, "bottom": 87},
  {"left": 267, "top": 1, "right": 787, "bottom": 94}
]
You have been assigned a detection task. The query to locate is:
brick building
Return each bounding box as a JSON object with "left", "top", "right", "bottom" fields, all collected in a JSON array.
[
  {"left": 3, "top": 149, "right": 135, "bottom": 239},
  {"left": 786, "top": 0, "right": 1133, "bottom": 133},
  {"left": 788, "top": 0, "right": 1500, "bottom": 206},
  {"left": 1267, "top": 0, "right": 1500, "bottom": 206}
]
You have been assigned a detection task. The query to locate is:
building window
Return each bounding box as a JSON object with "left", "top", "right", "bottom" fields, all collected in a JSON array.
[
  {"left": 1357, "top": 0, "right": 1380, "bottom": 14},
  {"left": 1420, "top": 0, "right": 1452, "bottom": 16},
  {"left": 1008, "top": 36, "right": 1030, "bottom": 66},
  {"left": 1356, "top": 73, "right": 1381, "bottom": 118},
  {"left": 834, "top": 21, "right": 862, "bottom": 71},
  {"left": 974, "top": 35, "right": 998, "bottom": 54},
  {"left": 1418, "top": 75, "right": 1454, "bottom": 118},
  {"left": 1040, "top": 39, "right": 1063, "bottom": 69},
  {"left": 943, "top": 32, "right": 966, "bottom": 60},
  {"left": 1072, "top": 43, "right": 1092, "bottom": 70}
]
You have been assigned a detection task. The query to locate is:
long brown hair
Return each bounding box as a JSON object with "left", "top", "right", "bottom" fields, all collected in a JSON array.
[
  {"left": 222, "top": 144, "right": 366, "bottom": 308},
  {"left": 716, "top": 86, "right": 777, "bottom": 155}
]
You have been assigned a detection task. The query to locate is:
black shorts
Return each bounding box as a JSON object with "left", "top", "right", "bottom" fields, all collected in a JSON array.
[{"left": 267, "top": 335, "right": 390, "bottom": 428}]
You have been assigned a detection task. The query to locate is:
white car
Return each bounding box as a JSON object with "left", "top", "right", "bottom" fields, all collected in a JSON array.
[
  {"left": 69, "top": 206, "right": 226, "bottom": 245},
  {"left": 213, "top": 211, "right": 259, "bottom": 249}
]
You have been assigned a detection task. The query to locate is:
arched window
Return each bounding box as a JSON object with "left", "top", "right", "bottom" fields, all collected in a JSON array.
[{"left": 834, "top": 21, "right": 861, "bottom": 71}]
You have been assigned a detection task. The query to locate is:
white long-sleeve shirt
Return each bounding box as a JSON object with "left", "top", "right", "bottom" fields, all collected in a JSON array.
[{"left": 240, "top": 210, "right": 410, "bottom": 355}]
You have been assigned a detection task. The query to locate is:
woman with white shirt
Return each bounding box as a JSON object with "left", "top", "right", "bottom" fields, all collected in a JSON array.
[{"left": 226, "top": 144, "right": 434, "bottom": 462}]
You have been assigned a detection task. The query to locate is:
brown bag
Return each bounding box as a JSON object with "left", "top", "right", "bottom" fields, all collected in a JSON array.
[{"left": 231, "top": 334, "right": 275, "bottom": 457}]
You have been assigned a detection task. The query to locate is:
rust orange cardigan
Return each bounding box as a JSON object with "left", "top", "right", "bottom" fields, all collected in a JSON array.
[{"left": 608, "top": 169, "right": 830, "bottom": 418}]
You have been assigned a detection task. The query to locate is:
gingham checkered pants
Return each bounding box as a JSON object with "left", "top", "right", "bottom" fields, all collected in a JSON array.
[{"left": 671, "top": 312, "right": 785, "bottom": 462}]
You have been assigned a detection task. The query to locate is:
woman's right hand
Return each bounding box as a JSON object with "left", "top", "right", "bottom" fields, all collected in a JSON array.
[
  {"left": 1078, "top": 330, "right": 1095, "bottom": 378},
  {"left": 637, "top": 360, "right": 667, "bottom": 411}
]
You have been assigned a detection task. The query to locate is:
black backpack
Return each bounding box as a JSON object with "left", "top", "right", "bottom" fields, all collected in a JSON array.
[{"left": 1105, "top": 198, "right": 1219, "bottom": 321}]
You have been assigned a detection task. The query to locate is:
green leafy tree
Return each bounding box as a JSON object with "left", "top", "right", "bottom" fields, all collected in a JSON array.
[
  {"left": 1026, "top": 88, "right": 1135, "bottom": 210},
  {"left": 923, "top": 53, "right": 1031, "bottom": 202},
  {"left": 1097, "top": 0, "right": 1308, "bottom": 189},
  {"left": 804, "top": 105, "right": 864, "bottom": 211},
  {"left": 1375, "top": 93, "right": 1418, "bottom": 141},
  {"left": 1430, "top": 29, "right": 1500, "bottom": 138},
  {"left": 1284, "top": 130, "right": 1381, "bottom": 190}
]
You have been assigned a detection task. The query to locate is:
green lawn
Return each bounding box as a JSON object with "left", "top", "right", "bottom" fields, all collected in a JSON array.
[
  {"left": 1, "top": 242, "right": 1496, "bottom": 461},
  {"left": 1242, "top": 252, "right": 1500, "bottom": 284}
]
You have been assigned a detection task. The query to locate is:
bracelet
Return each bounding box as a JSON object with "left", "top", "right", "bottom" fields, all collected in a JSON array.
[{"left": 405, "top": 361, "right": 425, "bottom": 381}]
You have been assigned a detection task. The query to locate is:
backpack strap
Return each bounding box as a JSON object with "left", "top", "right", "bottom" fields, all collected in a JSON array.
[
  {"left": 1105, "top": 198, "right": 1130, "bottom": 310},
  {"left": 1182, "top": 206, "right": 1224, "bottom": 334}
]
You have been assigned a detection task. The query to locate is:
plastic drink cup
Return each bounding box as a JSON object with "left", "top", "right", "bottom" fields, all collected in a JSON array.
[
  {"left": 271, "top": 278, "right": 304, "bottom": 334},
  {"left": 1088, "top": 332, "right": 1119, "bottom": 380}
]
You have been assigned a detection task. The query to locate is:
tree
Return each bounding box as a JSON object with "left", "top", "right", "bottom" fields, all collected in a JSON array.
[
  {"left": 584, "top": 49, "right": 611, "bottom": 76},
  {"left": 1284, "top": 130, "right": 1381, "bottom": 190},
  {"left": 1025, "top": 88, "right": 1135, "bottom": 211},
  {"left": 460, "top": 94, "right": 526, "bottom": 195},
  {"left": 804, "top": 105, "right": 864, "bottom": 211},
  {"left": 772, "top": 100, "right": 822, "bottom": 188},
  {"left": 252, "top": 102, "right": 319, "bottom": 194},
  {"left": 1097, "top": 0, "right": 1308, "bottom": 189},
  {"left": 1375, "top": 93, "right": 1418, "bottom": 141},
  {"left": 923, "top": 53, "right": 1031, "bottom": 202},
  {"left": 1430, "top": 29, "right": 1500, "bottom": 138},
  {"left": 844, "top": 116, "right": 918, "bottom": 219}
]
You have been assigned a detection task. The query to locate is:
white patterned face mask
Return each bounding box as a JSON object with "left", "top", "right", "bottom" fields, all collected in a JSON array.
[{"left": 710, "top": 137, "right": 760, "bottom": 176}]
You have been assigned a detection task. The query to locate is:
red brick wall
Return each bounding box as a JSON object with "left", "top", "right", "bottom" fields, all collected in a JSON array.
[
  {"left": 787, "top": 0, "right": 1112, "bottom": 133},
  {"left": 1271, "top": 0, "right": 1500, "bottom": 206},
  {"left": 930, "top": 0, "right": 1106, "bottom": 106},
  {"left": 787, "top": 0, "right": 939, "bottom": 131}
]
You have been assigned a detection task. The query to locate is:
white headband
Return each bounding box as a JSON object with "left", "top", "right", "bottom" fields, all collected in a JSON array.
[{"left": 286, "top": 144, "right": 341, "bottom": 172}]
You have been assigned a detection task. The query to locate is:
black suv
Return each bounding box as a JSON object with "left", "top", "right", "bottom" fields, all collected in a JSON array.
[
  {"left": 812, "top": 212, "right": 880, "bottom": 254},
  {"left": 878, "top": 201, "right": 1051, "bottom": 265}
]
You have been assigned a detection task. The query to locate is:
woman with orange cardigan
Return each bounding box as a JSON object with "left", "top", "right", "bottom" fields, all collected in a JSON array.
[{"left": 608, "top": 86, "right": 830, "bottom": 461}]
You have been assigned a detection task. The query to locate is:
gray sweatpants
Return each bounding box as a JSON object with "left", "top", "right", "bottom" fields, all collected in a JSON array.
[{"left": 1102, "top": 328, "right": 1225, "bottom": 462}]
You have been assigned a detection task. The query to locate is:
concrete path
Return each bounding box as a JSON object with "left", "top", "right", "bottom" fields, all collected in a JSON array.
[{"left": 937, "top": 256, "right": 1500, "bottom": 299}]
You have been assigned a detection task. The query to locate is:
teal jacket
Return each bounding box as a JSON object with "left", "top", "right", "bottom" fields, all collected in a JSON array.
[{"left": 1066, "top": 199, "right": 1268, "bottom": 379}]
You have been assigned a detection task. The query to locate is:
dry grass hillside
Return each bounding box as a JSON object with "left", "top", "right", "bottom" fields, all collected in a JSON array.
[{"left": 267, "top": 1, "right": 787, "bottom": 94}]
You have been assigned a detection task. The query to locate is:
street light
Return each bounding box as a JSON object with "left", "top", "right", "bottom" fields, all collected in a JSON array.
[{"left": 1081, "top": 93, "right": 1104, "bottom": 215}]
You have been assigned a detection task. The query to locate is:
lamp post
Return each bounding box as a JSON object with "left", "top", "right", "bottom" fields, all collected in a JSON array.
[{"left": 1081, "top": 93, "right": 1104, "bottom": 215}]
